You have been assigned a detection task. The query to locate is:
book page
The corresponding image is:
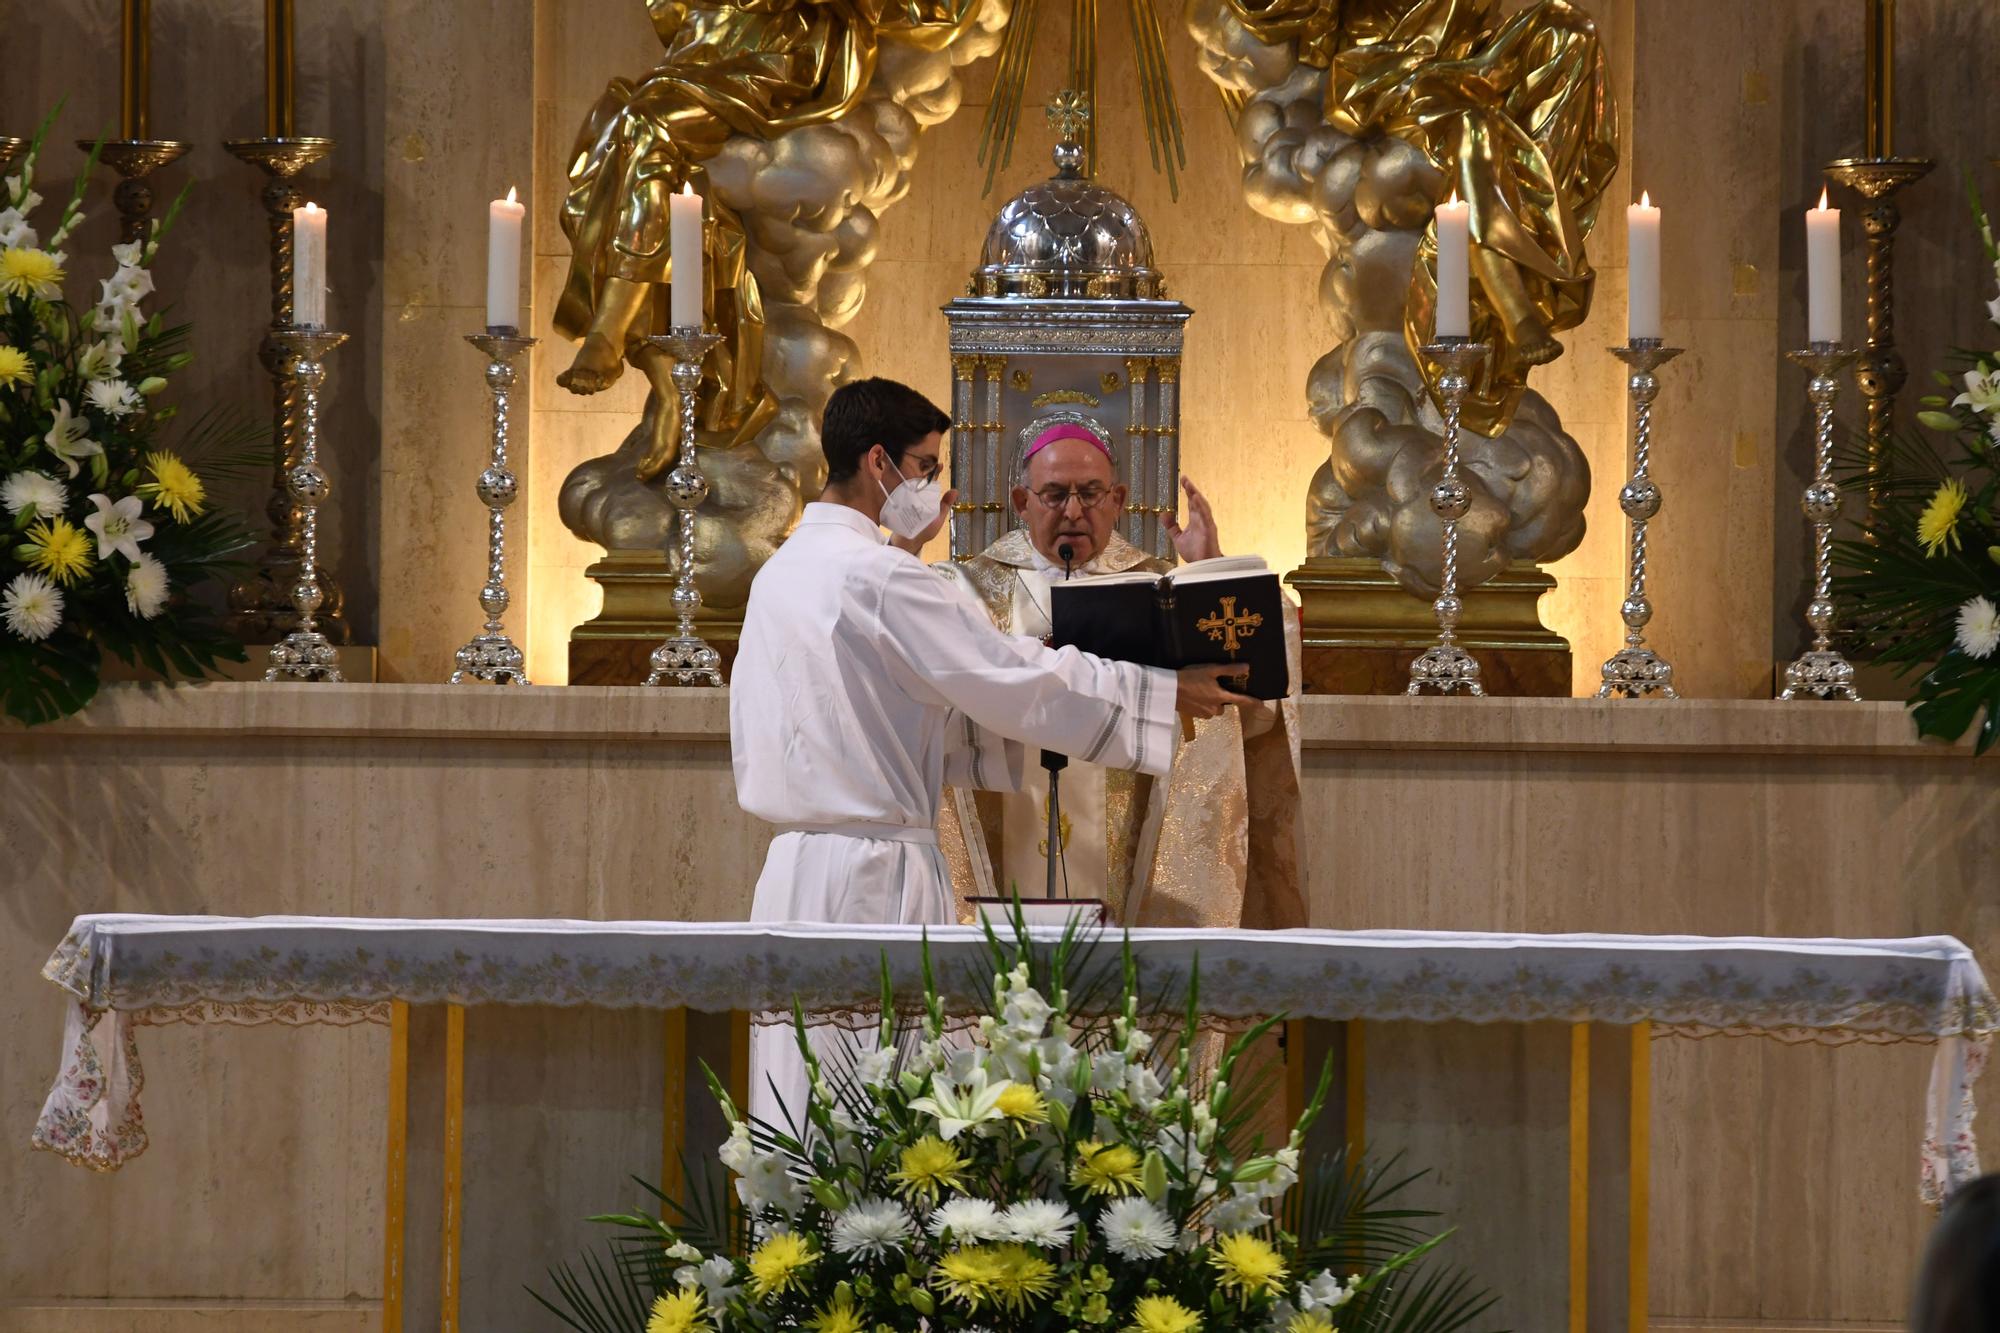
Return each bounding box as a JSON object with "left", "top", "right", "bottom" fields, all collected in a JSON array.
[{"left": 1168, "top": 555, "right": 1270, "bottom": 584}]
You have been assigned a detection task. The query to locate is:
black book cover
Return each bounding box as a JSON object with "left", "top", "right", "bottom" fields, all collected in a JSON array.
[{"left": 1049, "top": 560, "right": 1290, "bottom": 700}]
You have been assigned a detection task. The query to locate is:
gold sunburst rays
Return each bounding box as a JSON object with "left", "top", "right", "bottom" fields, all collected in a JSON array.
[{"left": 975, "top": 0, "right": 1188, "bottom": 198}]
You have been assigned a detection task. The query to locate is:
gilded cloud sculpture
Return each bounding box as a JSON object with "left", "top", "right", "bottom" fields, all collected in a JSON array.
[
  {"left": 1188, "top": 0, "right": 1616, "bottom": 594},
  {"left": 556, "top": 0, "right": 1007, "bottom": 611}
]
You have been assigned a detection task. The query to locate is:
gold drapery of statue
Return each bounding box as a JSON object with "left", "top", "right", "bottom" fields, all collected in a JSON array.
[
  {"left": 1225, "top": 0, "right": 1617, "bottom": 435},
  {"left": 557, "top": 0, "right": 988, "bottom": 477}
]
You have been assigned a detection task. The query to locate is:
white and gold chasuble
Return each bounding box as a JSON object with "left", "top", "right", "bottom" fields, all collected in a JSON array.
[{"left": 932, "top": 529, "right": 1308, "bottom": 931}]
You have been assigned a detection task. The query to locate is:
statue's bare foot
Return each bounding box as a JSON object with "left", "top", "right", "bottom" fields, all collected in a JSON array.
[
  {"left": 556, "top": 335, "right": 625, "bottom": 395},
  {"left": 1518, "top": 330, "right": 1564, "bottom": 366}
]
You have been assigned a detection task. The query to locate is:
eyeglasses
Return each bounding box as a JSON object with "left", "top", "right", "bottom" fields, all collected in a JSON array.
[{"left": 1029, "top": 485, "right": 1113, "bottom": 511}]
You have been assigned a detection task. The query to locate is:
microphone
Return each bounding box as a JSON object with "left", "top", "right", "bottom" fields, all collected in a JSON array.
[{"left": 1057, "top": 541, "right": 1075, "bottom": 576}]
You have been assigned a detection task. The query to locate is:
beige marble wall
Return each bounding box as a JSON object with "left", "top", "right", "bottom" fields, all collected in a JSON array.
[{"left": 374, "top": 2, "right": 537, "bottom": 680}]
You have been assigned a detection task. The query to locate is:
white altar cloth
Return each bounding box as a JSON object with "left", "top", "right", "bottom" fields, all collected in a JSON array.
[{"left": 33, "top": 915, "right": 1996, "bottom": 1201}]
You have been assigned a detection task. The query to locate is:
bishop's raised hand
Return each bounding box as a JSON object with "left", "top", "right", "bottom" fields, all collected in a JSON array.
[{"left": 1163, "top": 474, "right": 1222, "bottom": 563}]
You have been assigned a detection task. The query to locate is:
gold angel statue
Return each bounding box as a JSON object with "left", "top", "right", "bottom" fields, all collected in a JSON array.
[
  {"left": 1223, "top": 0, "right": 1617, "bottom": 436},
  {"left": 556, "top": 0, "right": 989, "bottom": 480}
]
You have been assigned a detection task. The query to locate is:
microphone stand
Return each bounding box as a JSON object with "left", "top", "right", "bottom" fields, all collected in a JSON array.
[{"left": 1042, "top": 544, "right": 1075, "bottom": 901}]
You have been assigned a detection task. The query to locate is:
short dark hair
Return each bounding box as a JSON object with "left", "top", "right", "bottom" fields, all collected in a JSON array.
[
  {"left": 821, "top": 378, "right": 951, "bottom": 483},
  {"left": 1913, "top": 1174, "right": 2000, "bottom": 1333}
]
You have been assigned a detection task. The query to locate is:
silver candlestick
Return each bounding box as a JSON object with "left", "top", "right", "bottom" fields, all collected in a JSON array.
[
  {"left": 1780, "top": 343, "right": 1864, "bottom": 701},
  {"left": 1407, "top": 339, "right": 1491, "bottom": 696},
  {"left": 264, "top": 327, "right": 348, "bottom": 683},
  {"left": 452, "top": 330, "right": 536, "bottom": 685},
  {"left": 1598, "top": 340, "right": 1686, "bottom": 699},
  {"left": 644, "top": 327, "right": 726, "bottom": 688}
]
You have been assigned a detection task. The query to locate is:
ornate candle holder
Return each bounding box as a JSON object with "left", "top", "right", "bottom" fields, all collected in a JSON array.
[
  {"left": 1598, "top": 340, "right": 1685, "bottom": 699},
  {"left": 1824, "top": 156, "right": 1933, "bottom": 538},
  {"left": 0, "top": 137, "right": 30, "bottom": 173},
  {"left": 221, "top": 135, "right": 346, "bottom": 644},
  {"left": 1780, "top": 344, "right": 1864, "bottom": 701},
  {"left": 84, "top": 139, "right": 191, "bottom": 245},
  {"left": 452, "top": 330, "right": 536, "bottom": 685},
  {"left": 264, "top": 327, "right": 348, "bottom": 683},
  {"left": 1406, "top": 339, "right": 1491, "bottom": 696},
  {"left": 643, "top": 327, "right": 726, "bottom": 688}
]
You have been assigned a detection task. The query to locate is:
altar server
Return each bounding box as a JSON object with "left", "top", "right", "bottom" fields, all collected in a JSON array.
[{"left": 731, "top": 378, "right": 1250, "bottom": 1127}]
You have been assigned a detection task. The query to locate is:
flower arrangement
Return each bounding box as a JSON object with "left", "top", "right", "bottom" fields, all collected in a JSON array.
[
  {"left": 537, "top": 923, "right": 1496, "bottom": 1333},
  {"left": 1837, "top": 184, "right": 2000, "bottom": 753},
  {"left": 0, "top": 107, "right": 255, "bottom": 725}
]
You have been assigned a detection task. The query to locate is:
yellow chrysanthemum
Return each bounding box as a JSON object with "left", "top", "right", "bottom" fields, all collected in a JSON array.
[
  {"left": 889, "top": 1134, "right": 970, "bottom": 1202},
  {"left": 982, "top": 1242, "right": 1059, "bottom": 1312},
  {"left": 1285, "top": 1313, "right": 1336, "bottom": 1333},
  {"left": 23, "top": 516, "right": 92, "bottom": 585},
  {"left": 0, "top": 247, "right": 64, "bottom": 301},
  {"left": 1127, "top": 1294, "right": 1203, "bottom": 1333},
  {"left": 746, "top": 1231, "right": 817, "bottom": 1300},
  {"left": 1070, "top": 1140, "right": 1145, "bottom": 1197},
  {"left": 806, "top": 1291, "right": 864, "bottom": 1333},
  {"left": 995, "top": 1082, "right": 1048, "bottom": 1125},
  {"left": 1918, "top": 479, "right": 1969, "bottom": 557},
  {"left": 1209, "top": 1232, "right": 1288, "bottom": 1300},
  {"left": 645, "top": 1287, "right": 709, "bottom": 1333},
  {"left": 139, "top": 451, "right": 206, "bottom": 523},
  {"left": 0, "top": 344, "right": 30, "bottom": 389},
  {"left": 933, "top": 1245, "right": 1003, "bottom": 1310}
]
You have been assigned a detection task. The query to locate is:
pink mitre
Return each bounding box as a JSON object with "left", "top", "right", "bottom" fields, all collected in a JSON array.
[{"left": 1020, "top": 411, "right": 1115, "bottom": 463}]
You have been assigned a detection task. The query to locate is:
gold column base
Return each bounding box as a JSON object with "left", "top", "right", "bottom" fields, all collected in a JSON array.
[
  {"left": 1287, "top": 555, "right": 1571, "bottom": 696},
  {"left": 568, "top": 550, "right": 743, "bottom": 684}
]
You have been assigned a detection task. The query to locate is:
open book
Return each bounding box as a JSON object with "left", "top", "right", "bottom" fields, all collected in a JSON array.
[{"left": 1048, "top": 555, "right": 1290, "bottom": 700}]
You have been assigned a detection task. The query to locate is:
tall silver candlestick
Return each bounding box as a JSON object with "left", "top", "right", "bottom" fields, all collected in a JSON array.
[
  {"left": 644, "top": 327, "right": 726, "bottom": 688},
  {"left": 1598, "top": 340, "right": 1686, "bottom": 699},
  {"left": 1780, "top": 343, "right": 1864, "bottom": 701},
  {"left": 1407, "top": 339, "right": 1491, "bottom": 696},
  {"left": 264, "top": 327, "right": 348, "bottom": 683},
  {"left": 452, "top": 330, "right": 536, "bottom": 685}
]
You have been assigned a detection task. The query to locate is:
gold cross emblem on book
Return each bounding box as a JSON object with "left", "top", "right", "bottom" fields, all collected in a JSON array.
[{"left": 1197, "top": 596, "right": 1263, "bottom": 655}]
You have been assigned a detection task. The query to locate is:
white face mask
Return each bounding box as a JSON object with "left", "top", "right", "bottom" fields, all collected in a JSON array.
[{"left": 877, "top": 468, "right": 940, "bottom": 541}]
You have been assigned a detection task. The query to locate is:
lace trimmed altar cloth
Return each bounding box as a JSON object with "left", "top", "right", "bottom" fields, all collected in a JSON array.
[{"left": 33, "top": 915, "right": 1997, "bottom": 1201}]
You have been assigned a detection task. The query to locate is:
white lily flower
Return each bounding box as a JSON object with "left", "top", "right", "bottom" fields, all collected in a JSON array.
[
  {"left": 108, "top": 263, "right": 155, "bottom": 306},
  {"left": 908, "top": 1065, "right": 1012, "bottom": 1140},
  {"left": 1952, "top": 367, "right": 2000, "bottom": 415},
  {"left": 84, "top": 493, "right": 154, "bottom": 563},
  {"left": 42, "top": 400, "right": 104, "bottom": 479},
  {"left": 77, "top": 338, "right": 124, "bottom": 381},
  {"left": 111, "top": 240, "right": 143, "bottom": 268}
]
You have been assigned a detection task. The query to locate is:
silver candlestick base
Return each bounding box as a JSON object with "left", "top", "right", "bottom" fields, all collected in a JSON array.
[
  {"left": 644, "top": 326, "right": 726, "bottom": 688},
  {"left": 1407, "top": 338, "right": 1491, "bottom": 696},
  {"left": 1598, "top": 340, "right": 1686, "bottom": 699},
  {"left": 265, "top": 327, "right": 348, "bottom": 683},
  {"left": 453, "top": 329, "right": 536, "bottom": 685},
  {"left": 1780, "top": 343, "right": 1864, "bottom": 701}
]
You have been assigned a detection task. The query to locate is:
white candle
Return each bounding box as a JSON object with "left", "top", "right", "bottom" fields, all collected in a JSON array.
[
  {"left": 487, "top": 186, "right": 526, "bottom": 330},
  {"left": 669, "top": 183, "right": 704, "bottom": 328},
  {"left": 1626, "top": 190, "right": 1661, "bottom": 342},
  {"left": 1435, "top": 191, "right": 1470, "bottom": 339},
  {"left": 293, "top": 201, "right": 327, "bottom": 328},
  {"left": 1806, "top": 187, "right": 1842, "bottom": 345}
]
